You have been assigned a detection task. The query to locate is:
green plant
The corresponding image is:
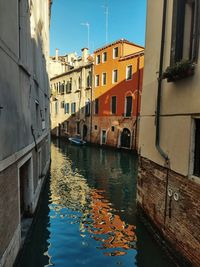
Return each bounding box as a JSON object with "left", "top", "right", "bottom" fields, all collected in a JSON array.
[{"left": 162, "top": 59, "right": 195, "bottom": 82}]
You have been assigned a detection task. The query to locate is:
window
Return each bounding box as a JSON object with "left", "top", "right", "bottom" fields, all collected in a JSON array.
[
  {"left": 193, "top": 119, "right": 200, "bottom": 177},
  {"left": 96, "top": 54, "right": 100, "bottom": 64},
  {"left": 87, "top": 71, "right": 91, "bottom": 87},
  {"left": 78, "top": 77, "right": 81, "bottom": 89},
  {"left": 125, "top": 96, "right": 132, "bottom": 117},
  {"left": 65, "top": 103, "right": 69, "bottom": 114},
  {"left": 95, "top": 99, "right": 99, "bottom": 114},
  {"left": 95, "top": 75, "right": 100, "bottom": 87},
  {"left": 85, "top": 99, "right": 90, "bottom": 116},
  {"left": 126, "top": 65, "right": 132, "bottom": 80},
  {"left": 101, "top": 130, "right": 106, "bottom": 144},
  {"left": 102, "top": 73, "right": 107, "bottom": 85},
  {"left": 71, "top": 102, "right": 76, "bottom": 114},
  {"left": 111, "top": 126, "right": 115, "bottom": 132},
  {"left": 171, "top": 0, "right": 199, "bottom": 64},
  {"left": 55, "top": 101, "right": 58, "bottom": 115},
  {"left": 112, "top": 69, "right": 118, "bottom": 83},
  {"left": 94, "top": 125, "right": 98, "bottom": 130},
  {"left": 111, "top": 96, "right": 117, "bottom": 114},
  {"left": 113, "top": 47, "right": 119, "bottom": 58},
  {"left": 60, "top": 101, "right": 65, "bottom": 108},
  {"left": 102, "top": 52, "right": 107, "bottom": 62},
  {"left": 66, "top": 79, "right": 72, "bottom": 93}
]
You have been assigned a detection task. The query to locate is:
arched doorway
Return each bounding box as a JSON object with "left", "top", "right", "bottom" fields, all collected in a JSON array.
[
  {"left": 83, "top": 124, "right": 87, "bottom": 140},
  {"left": 120, "top": 128, "right": 131, "bottom": 148}
]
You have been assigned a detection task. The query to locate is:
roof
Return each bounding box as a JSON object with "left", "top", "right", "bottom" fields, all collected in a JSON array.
[
  {"left": 50, "top": 62, "right": 93, "bottom": 81},
  {"left": 94, "top": 39, "right": 144, "bottom": 53}
]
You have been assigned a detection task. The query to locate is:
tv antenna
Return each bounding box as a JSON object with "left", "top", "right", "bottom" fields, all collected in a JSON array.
[
  {"left": 102, "top": 5, "right": 108, "bottom": 44},
  {"left": 81, "top": 22, "right": 90, "bottom": 49}
]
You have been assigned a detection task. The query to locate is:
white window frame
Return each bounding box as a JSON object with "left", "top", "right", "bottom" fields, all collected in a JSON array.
[
  {"left": 112, "top": 69, "right": 118, "bottom": 83},
  {"left": 102, "top": 52, "right": 107, "bottom": 63},
  {"left": 101, "top": 129, "right": 107, "bottom": 145},
  {"left": 126, "top": 65, "right": 132, "bottom": 80},
  {"left": 95, "top": 75, "right": 100, "bottom": 87},
  {"left": 96, "top": 54, "right": 100, "bottom": 65},
  {"left": 113, "top": 47, "right": 119, "bottom": 59},
  {"left": 102, "top": 72, "right": 107, "bottom": 86}
]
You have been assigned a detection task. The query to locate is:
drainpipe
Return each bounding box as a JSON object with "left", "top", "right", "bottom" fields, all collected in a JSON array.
[
  {"left": 156, "top": 0, "right": 170, "bottom": 226},
  {"left": 90, "top": 63, "right": 94, "bottom": 142},
  {"left": 134, "top": 55, "right": 141, "bottom": 150}
]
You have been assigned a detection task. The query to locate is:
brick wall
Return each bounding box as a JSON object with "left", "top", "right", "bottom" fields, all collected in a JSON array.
[{"left": 137, "top": 157, "right": 200, "bottom": 266}]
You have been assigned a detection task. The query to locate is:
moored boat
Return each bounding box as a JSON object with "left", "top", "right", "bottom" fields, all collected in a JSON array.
[{"left": 68, "top": 137, "right": 86, "bottom": 146}]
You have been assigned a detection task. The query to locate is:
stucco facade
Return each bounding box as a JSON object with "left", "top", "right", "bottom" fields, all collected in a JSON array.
[
  {"left": 138, "top": 0, "right": 200, "bottom": 265},
  {"left": 92, "top": 39, "right": 144, "bottom": 150},
  {"left": 50, "top": 48, "right": 93, "bottom": 141},
  {"left": 0, "top": 1, "right": 51, "bottom": 266}
]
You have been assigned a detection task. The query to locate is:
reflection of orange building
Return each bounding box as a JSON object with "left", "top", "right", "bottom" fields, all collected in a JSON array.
[
  {"left": 91, "top": 39, "right": 144, "bottom": 150},
  {"left": 85, "top": 190, "right": 136, "bottom": 256}
]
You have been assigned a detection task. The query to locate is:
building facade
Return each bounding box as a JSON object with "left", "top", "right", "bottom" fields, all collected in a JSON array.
[
  {"left": 50, "top": 48, "right": 93, "bottom": 141},
  {"left": 91, "top": 39, "right": 144, "bottom": 150},
  {"left": 137, "top": 0, "right": 200, "bottom": 266},
  {"left": 0, "top": 1, "right": 51, "bottom": 266}
]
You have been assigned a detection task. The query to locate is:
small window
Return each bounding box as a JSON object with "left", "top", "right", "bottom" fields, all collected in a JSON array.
[
  {"left": 111, "top": 126, "right": 115, "bottom": 132},
  {"left": 60, "top": 101, "right": 65, "bottom": 109},
  {"left": 112, "top": 69, "right": 118, "bottom": 83},
  {"left": 96, "top": 55, "right": 100, "bottom": 64},
  {"left": 125, "top": 96, "right": 132, "bottom": 117},
  {"left": 102, "top": 52, "right": 107, "bottom": 62},
  {"left": 111, "top": 96, "right": 117, "bottom": 114},
  {"left": 55, "top": 101, "right": 58, "bottom": 115},
  {"left": 193, "top": 119, "right": 200, "bottom": 177},
  {"left": 78, "top": 77, "right": 81, "bottom": 89},
  {"left": 102, "top": 73, "right": 106, "bottom": 85},
  {"left": 94, "top": 125, "right": 98, "bottom": 130},
  {"left": 87, "top": 71, "right": 91, "bottom": 87},
  {"left": 65, "top": 103, "right": 69, "bottom": 114},
  {"left": 71, "top": 102, "right": 76, "bottom": 114},
  {"left": 126, "top": 65, "right": 132, "bottom": 80},
  {"left": 95, "top": 99, "right": 99, "bottom": 114},
  {"left": 85, "top": 99, "right": 90, "bottom": 116},
  {"left": 171, "top": 0, "right": 199, "bottom": 64},
  {"left": 113, "top": 47, "right": 119, "bottom": 58},
  {"left": 95, "top": 75, "right": 100, "bottom": 87}
]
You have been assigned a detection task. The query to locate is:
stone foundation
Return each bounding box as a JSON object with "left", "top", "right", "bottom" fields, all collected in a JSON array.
[{"left": 137, "top": 157, "right": 200, "bottom": 267}]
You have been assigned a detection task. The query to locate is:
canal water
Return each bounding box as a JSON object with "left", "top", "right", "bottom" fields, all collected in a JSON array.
[{"left": 17, "top": 140, "right": 176, "bottom": 267}]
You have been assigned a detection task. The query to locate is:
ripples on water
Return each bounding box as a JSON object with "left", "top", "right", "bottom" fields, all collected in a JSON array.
[{"left": 17, "top": 140, "right": 176, "bottom": 267}]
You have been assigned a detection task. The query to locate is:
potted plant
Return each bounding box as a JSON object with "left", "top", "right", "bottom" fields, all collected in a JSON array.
[{"left": 162, "top": 59, "right": 195, "bottom": 82}]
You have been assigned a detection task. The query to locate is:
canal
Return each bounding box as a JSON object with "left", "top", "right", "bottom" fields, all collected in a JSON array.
[{"left": 16, "top": 140, "right": 176, "bottom": 267}]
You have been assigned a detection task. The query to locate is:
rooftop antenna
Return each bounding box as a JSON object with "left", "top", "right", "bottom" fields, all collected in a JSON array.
[
  {"left": 102, "top": 4, "right": 108, "bottom": 44},
  {"left": 81, "top": 22, "right": 90, "bottom": 49}
]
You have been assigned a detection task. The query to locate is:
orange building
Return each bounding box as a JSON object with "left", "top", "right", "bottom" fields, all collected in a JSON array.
[{"left": 91, "top": 39, "right": 144, "bottom": 150}]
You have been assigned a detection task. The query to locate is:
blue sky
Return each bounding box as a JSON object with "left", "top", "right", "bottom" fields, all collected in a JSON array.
[{"left": 50, "top": 0, "right": 147, "bottom": 56}]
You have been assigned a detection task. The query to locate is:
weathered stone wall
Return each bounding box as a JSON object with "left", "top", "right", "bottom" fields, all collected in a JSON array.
[
  {"left": 137, "top": 157, "right": 200, "bottom": 266},
  {"left": 91, "top": 115, "right": 138, "bottom": 150},
  {"left": 0, "top": 164, "right": 19, "bottom": 260}
]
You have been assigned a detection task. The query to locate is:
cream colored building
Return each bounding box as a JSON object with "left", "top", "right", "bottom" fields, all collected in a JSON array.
[
  {"left": 0, "top": 1, "right": 51, "bottom": 266},
  {"left": 50, "top": 48, "right": 93, "bottom": 141},
  {"left": 138, "top": 0, "right": 200, "bottom": 266}
]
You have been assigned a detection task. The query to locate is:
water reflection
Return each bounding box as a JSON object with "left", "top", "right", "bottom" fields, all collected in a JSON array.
[{"left": 16, "top": 140, "right": 176, "bottom": 267}]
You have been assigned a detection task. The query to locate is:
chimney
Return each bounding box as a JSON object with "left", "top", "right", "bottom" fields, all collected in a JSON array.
[
  {"left": 55, "top": 48, "right": 59, "bottom": 61},
  {"left": 81, "top": 48, "right": 88, "bottom": 63}
]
